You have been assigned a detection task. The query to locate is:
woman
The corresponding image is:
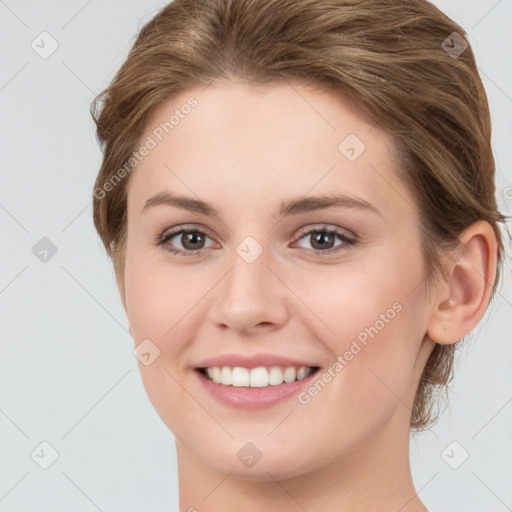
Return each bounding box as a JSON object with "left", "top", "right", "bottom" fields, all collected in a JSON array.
[{"left": 91, "top": 0, "right": 507, "bottom": 510}]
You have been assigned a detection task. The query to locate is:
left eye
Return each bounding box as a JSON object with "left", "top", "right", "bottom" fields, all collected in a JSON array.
[
  {"left": 156, "top": 226, "right": 356, "bottom": 256},
  {"left": 293, "top": 227, "right": 355, "bottom": 252}
]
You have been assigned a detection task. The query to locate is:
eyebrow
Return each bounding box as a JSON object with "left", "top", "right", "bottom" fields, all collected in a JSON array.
[{"left": 141, "top": 191, "right": 381, "bottom": 217}]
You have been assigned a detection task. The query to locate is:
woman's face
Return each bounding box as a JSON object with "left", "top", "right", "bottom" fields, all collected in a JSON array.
[{"left": 124, "top": 80, "right": 436, "bottom": 478}]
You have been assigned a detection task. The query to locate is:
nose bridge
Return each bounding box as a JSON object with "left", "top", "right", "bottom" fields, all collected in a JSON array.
[
  {"left": 224, "top": 238, "right": 274, "bottom": 307},
  {"left": 212, "top": 235, "right": 288, "bottom": 332}
]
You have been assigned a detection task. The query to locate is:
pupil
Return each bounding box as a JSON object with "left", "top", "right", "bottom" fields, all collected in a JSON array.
[
  {"left": 184, "top": 231, "right": 203, "bottom": 249},
  {"left": 312, "top": 231, "right": 333, "bottom": 250}
]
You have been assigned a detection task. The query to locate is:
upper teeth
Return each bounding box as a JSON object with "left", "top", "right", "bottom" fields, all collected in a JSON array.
[{"left": 204, "top": 366, "right": 313, "bottom": 387}]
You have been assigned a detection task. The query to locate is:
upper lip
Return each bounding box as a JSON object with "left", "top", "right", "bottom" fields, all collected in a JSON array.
[{"left": 195, "top": 353, "right": 320, "bottom": 370}]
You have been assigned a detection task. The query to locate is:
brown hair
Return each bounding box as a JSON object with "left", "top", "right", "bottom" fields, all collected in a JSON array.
[{"left": 91, "top": 0, "right": 507, "bottom": 430}]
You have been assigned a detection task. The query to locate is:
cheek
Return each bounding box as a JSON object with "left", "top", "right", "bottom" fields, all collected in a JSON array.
[
  {"left": 290, "top": 250, "right": 422, "bottom": 351},
  {"left": 291, "top": 300, "right": 425, "bottom": 454},
  {"left": 124, "top": 249, "right": 202, "bottom": 424},
  {"left": 124, "top": 244, "right": 197, "bottom": 343},
  {"left": 295, "top": 248, "right": 426, "bottom": 411}
]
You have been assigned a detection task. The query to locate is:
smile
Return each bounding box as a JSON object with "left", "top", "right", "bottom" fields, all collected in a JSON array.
[
  {"left": 200, "top": 365, "right": 319, "bottom": 388},
  {"left": 193, "top": 353, "right": 322, "bottom": 408}
]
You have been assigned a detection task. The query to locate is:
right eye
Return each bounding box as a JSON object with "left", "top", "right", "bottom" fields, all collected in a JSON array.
[{"left": 156, "top": 227, "right": 216, "bottom": 256}]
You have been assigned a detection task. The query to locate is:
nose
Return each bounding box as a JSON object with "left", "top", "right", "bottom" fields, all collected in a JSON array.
[{"left": 208, "top": 245, "right": 290, "bottom": 336}]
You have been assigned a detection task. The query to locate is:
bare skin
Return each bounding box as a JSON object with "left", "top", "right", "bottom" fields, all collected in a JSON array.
[{"left": 121, "top": 80, "right": 497, "bottom": 512}]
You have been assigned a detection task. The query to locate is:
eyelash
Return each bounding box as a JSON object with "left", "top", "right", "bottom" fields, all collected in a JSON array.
[{"left": 155, "top": 224, "right": 357, "bottom": 257}]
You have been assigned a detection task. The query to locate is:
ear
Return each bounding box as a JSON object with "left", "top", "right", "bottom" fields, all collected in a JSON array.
[{"left": 426, "top": 221, "right": 498, "bottom": 345}]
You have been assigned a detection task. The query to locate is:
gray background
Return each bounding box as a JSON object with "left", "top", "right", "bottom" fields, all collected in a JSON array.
[{"left": 0, "top": 1, "right": 510, "bottom": 511}]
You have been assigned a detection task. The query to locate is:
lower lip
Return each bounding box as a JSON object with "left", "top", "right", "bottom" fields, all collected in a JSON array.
[{"left": 195, "top": 369, "right": 319, "bottom": 409}]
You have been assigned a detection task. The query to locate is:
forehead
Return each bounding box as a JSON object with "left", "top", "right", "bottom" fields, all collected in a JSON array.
[{"left": 126, "top": 80, "right": 413, "bottom": 223}]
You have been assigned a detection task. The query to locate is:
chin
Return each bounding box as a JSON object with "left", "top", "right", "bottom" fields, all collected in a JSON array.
[
  {"left": 192, "top": 433, "right": 323, "bottom": 480},
  {"left": 207, "top": 454, "right": 309, "bottom": 481}
]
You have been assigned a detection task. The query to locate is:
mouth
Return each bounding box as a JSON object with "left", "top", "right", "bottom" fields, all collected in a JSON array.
[
  {"left": 196, "top": 365, "right": 321, "bottom": 388},
  {"left": 193, "top": 353, "right": 322, "bottom": 409}
]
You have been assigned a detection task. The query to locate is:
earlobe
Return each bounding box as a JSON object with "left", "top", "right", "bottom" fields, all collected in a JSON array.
[{"left": 426, "top": 221, "right": 498, "bottom": 345}]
